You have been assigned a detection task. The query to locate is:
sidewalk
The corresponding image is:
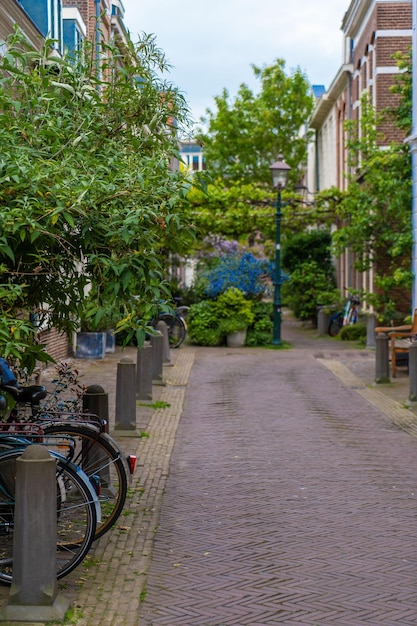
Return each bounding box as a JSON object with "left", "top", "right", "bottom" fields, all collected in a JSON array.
[
  {"left": 0, "top": 319, "right": 416, "bottom": 624},
  {"left": 0, "top": 343, "right": 197, "bottom": 626}
]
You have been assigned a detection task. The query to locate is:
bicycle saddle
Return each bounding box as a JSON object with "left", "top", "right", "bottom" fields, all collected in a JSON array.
[{"left": 1, "top": 384, "right": 47, "bottom": 404}]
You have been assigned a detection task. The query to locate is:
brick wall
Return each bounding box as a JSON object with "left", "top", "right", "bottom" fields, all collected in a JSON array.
[
  {"left": 349, "top": 1, "right": 411, "bottom": 147},
  {"left": 39, "top": 328, "right": 70, "bottom": 362},
  {"left": 377, "top": 37, "right": 409, "bottom": 66},
  {"left": 0, "top": 0, "right": 43, "bottom": 48},
  {"left": 377, "top": 3, "right": 411, "bottom": 29}
]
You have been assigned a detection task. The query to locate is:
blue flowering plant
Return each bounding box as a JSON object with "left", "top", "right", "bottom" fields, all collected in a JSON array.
[{"left": 200, "top": 252, "right": 273, "bottom": 300}]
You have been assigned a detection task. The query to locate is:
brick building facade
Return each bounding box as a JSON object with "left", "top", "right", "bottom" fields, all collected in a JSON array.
[
  {"left": 308, "top": 0, "right": 412, "bottom": 306},
  {"left": 0, "top": 0, "right": 44, "bottom": 51}
]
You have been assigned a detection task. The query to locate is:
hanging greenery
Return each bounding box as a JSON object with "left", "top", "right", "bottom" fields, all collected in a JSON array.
[{"left": 0, "top": 29, "right": 195, "bottom": 366}]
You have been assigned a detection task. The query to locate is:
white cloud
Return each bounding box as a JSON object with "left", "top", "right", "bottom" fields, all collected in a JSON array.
[{"left": 122, "top": 0, "right": 349, "bottom": 124}]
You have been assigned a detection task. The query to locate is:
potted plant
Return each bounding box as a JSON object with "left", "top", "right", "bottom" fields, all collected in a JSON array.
[
  {"left": 216, "top": 288, "right": 255, "bottom": 348},
  {"left": 75, "top": 294, "right": 119, "bottom": 359}
]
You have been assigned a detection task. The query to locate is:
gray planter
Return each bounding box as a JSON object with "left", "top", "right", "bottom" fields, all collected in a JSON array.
[
  {"left": 75, "top": 332, "right": 106, "bottom": 359},
  {"left": 106, "top": 329, "right": 116, "bottom": 353},
  {"left": 226, "top": 329, "right": 247, "bottom": 348}
]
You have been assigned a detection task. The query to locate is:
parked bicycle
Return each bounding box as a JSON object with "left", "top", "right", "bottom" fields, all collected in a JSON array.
[
  {"left": 0, "top": 426, "right": 100, "bottom": 582},
  {"left": 0, "top": 379, "right": 135, "bottom": 541},
  {"left": 155, "top": 303, "right": 189, "bottom": 349},
  {"left": 328, "top": 294, "right": 361, "bottom": 337}
]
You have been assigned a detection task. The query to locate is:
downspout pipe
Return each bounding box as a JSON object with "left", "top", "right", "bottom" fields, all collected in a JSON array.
[
  {"left": 408, "top": 0, "right": 417, "bottom": 311},
  {"left": 94, "top": 0, "right": 101, "bottom": 80}
]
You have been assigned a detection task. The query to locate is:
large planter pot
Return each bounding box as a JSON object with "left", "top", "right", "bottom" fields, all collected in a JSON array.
[
  {"left": 106, "top": 329, "right": 116, "bottom": 353},
  {"left": 75, "top": 332, "right": 106, "bottom": 359},
  {"left": 226, "top": 328, "right": 247, "bottom": 348}
]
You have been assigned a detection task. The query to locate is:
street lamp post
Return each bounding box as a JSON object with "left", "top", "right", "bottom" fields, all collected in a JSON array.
[{"left": 269, "top": 156, "right": 291, "bottom": 346}]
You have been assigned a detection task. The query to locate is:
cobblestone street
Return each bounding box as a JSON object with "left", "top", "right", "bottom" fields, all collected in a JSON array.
[{"left": 1, "top": 319, "right": 417, "bottom": 625}]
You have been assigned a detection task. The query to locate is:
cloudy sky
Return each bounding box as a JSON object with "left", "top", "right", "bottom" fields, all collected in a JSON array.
[{"left": 122, "top": 0, "right": 350, "bottom": 126}]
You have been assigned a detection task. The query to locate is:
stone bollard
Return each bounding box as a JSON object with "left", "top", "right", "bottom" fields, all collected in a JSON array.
[
  {"left": 409, "top": 341, "right": 417, "bottom": 401},
  {"left": 136, "top": 341, "right": 153, "bottom": 401},
  {"left": 375, "top": 333, "right": 390, "bottom": 383},
  {"left": 317, "top": 307, "right": 330, "bottom": 337},
  {"left": 115, "top": 357, "right": 137, "bottom": 431},
  {"left": 83, "top": 384, "right": 109, "bottom": 424},
  {"left": 82, "top": 384, "right": 110, "bottom": 481},
  {"left": 366, "top": 314, "right": 377, "bottom": 348},
  {"left": 157, "top": 320, "right": 171, "bottom": 365},
  {"left": 1, "top": 445, "right": 70, "bottom": 622},
  {"left": 151, "top": 331, "right": 165, "bottom": 385}
]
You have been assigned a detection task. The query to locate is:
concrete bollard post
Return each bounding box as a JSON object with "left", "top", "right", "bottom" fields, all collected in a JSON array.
[
  {"left": 1, "top": 445, "right": 70, "bottom": 622},
  {"left": 83, "top": 384, "right": 109, "bottom": 424},
  {"left": 317, "top": 308, "right": 330, "bottom": 337},
  {"left": 115, "top": 357, "right": 137, "bottom": 431},
  {"left": 157, "top": 320, "right": 171, "bottom": 364},
  {"left": 409, "top": 342, "right": 417, "bottom": 401},
  {"left": 151, "top": 331, "right": 165, "bottom": 385},
  {"left": 136, "top": 341, "right": 153, "bottom": 401},
  {"left": 366, "top": 314, "right": 377, "bottom": 348},
  {"left": 375, "top": 333, "right": 390, "bottom": 383},
  {"left": 82, "top": 384, "right": 110, "bottom": 481}
]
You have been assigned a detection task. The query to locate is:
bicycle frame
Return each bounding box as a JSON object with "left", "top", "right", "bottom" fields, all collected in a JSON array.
[{"left": 328, "top": 294, "right": 360, "bottom": 337}]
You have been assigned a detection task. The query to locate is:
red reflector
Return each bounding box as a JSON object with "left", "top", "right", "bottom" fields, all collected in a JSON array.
[{"left": 127, "top": 455, "right": 136, "bottom": 474}]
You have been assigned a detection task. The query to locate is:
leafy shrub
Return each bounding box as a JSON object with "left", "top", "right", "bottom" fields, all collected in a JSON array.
[
  {"left": 338, "top": 322, "right": 367, "bottom": 342},
  {"left": 246, "top": 301, "right": 273, "bottom": 346},
  {"left": 188, "top": 291, "right": 273, "bottom": 347},
  {"left": 282, "top": 260, "right": 339, "bottom": 324},
  {"left": 187, "top": 301, "right": 223, "bottom": 346},
  {"left": 216, "top": 288, "right": 254, "bottom": 334},
  {"left": 281, "top": 230, "right": 339, "bottom": 324}
]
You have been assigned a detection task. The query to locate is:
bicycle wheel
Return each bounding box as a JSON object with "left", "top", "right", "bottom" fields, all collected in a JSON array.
[
  {"left": 176, "top": 305, "right": 190, "bottom": 320},
  {"left": 328, "top": 313, "right": 343, "bottom": 337},
  {"left": 43, "top": 423, "right": 128, "bottom": 540},
  {"left": 0, "top": 448, "right": 97, "bottom": 583},
  {"left": 159, "top": 313, "right": 186, "bottom": 348}
]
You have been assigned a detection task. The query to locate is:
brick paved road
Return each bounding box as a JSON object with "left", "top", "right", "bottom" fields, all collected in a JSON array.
[{"left": 138, "top": 346, "right": 417, "bottom": 625}]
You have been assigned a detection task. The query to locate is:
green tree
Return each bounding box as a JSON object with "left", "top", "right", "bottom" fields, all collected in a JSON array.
[
  {"left": 333, "top": 90, "right": 412, "bottom": 319},
  {"left": 282, "top": 230, "right": 335, "bottom": 276},
  {"left": 187, "top": 178, "right": 335, "bottom": 255},
  {"left": 0, "top": 30, "right": 195, "bottom": 367},
  {"left": 281, "top": 231, "right": 339, "bottom": 323},
  {"left": 196, "top": 59, "right": 314, "bottom": 186}
]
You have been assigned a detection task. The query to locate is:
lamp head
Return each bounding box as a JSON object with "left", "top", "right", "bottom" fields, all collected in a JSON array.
[{"left": 270, "top": 155, "right": 291, "bottom": 189}]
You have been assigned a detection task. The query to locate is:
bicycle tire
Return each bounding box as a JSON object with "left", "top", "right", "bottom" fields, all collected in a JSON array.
[
  {"left": 328, "top": 313, "right": 343, "bottom": 337},
  {"left": 176, "top": 305, "right": 190, "bottom": 320},
  {"left": 159, "top": 313, "right": 186, "bottom": 348},
  {"left": 0, "top": 448, "right": 97, "bottom": 583},
  {"left": 43, "top": 423, "right": 128, "bottom": 540}
]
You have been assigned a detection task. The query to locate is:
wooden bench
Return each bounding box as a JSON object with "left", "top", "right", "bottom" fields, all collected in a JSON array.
[{"left": 375, "top": 309, "right": 417, "bottom": 377}]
